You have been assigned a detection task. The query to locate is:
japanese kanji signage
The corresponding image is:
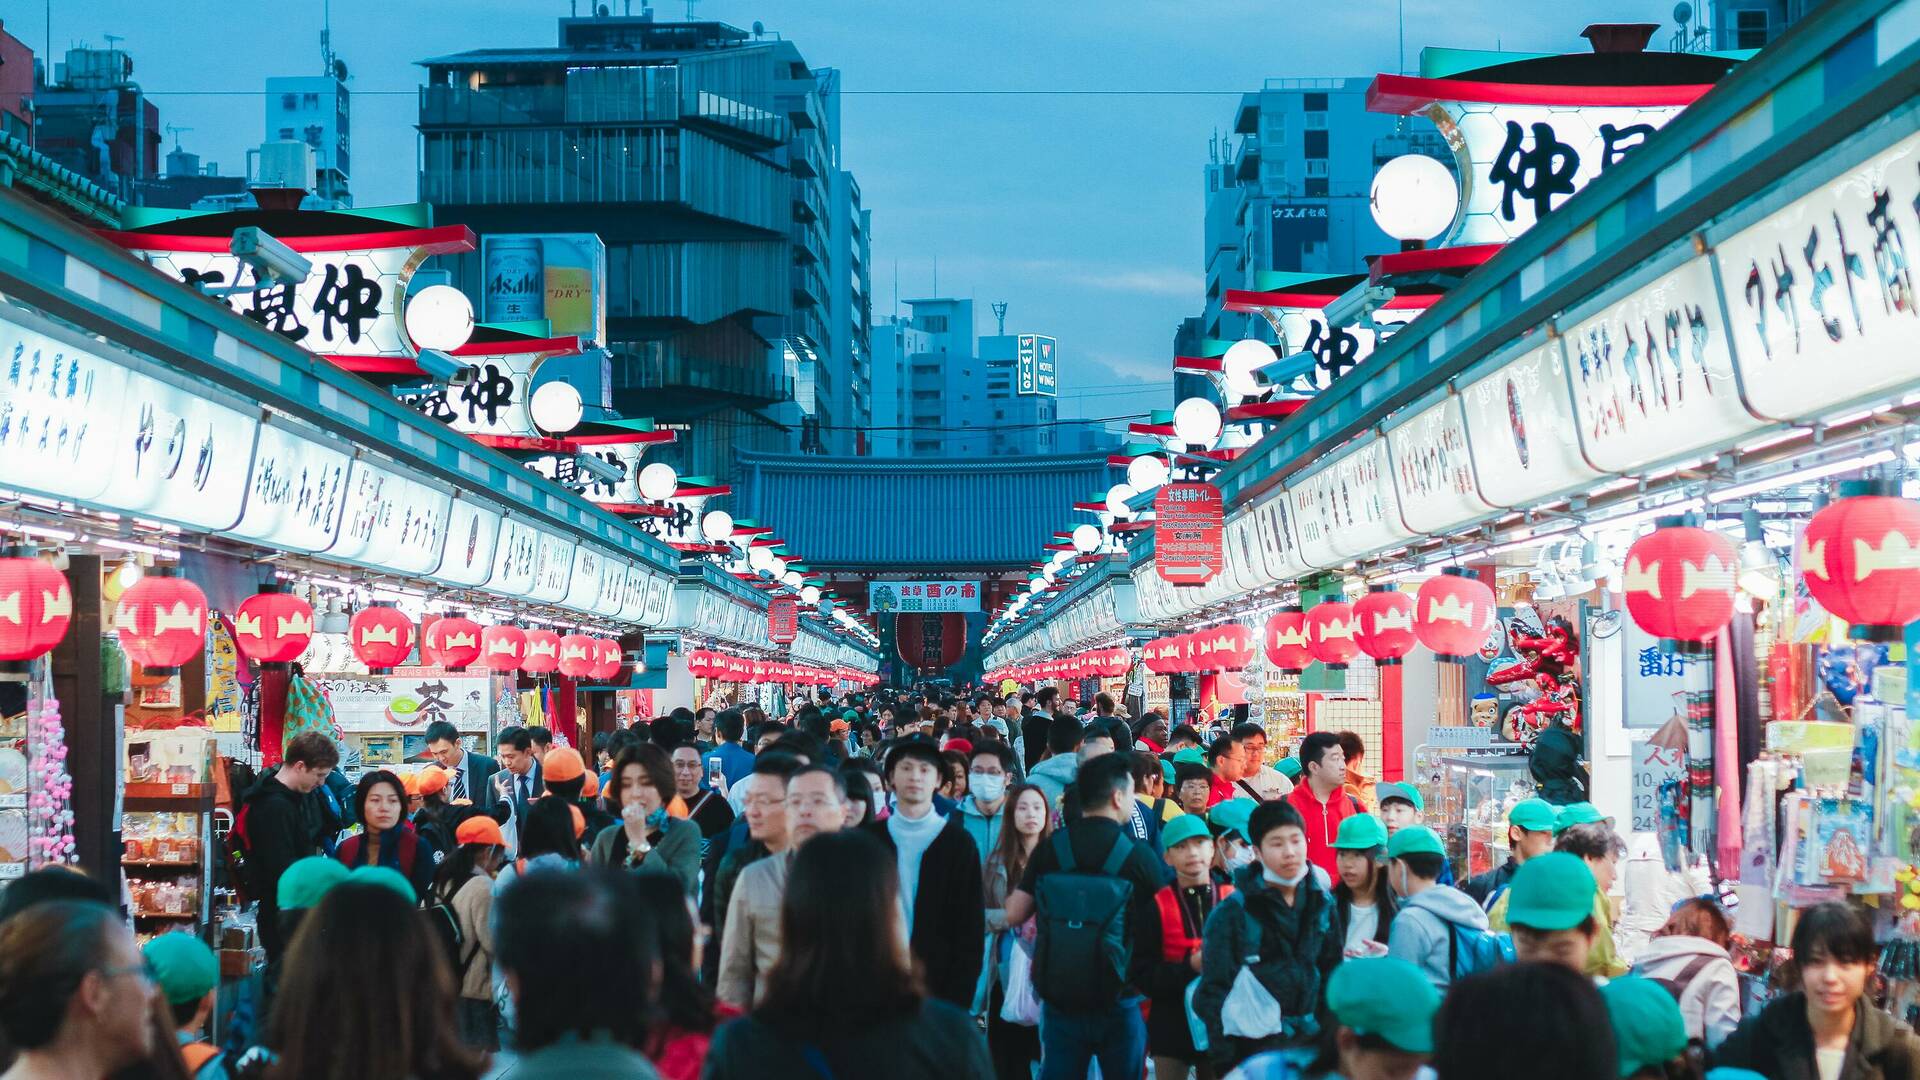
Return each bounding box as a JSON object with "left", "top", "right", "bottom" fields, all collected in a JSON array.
[
  {"left": 1154, "top": 482, "right": 1226, "bottom": 585},
  {"left": 1265, "top": 305, "right": 1418, "bottom": 393},
  {"left": 227, "top": 418, "right": 351, "bottom": 554},
  {"left": 768, "top": 597, "right": 799, "bottom": 644},
  {"left": 1385, "top": 394, "right": 1495, "bottom": 534},
  {"left": 328, "top": 458, "right": 452, "bottom": 575},
  {"left": 1458, "top": 340, "right": 1600, "bottom": 508},
  {"left": 403, "top": 338, "right": 583, "bottom": 439},
  {"left": 1016, "top": 335, "right": 1057, "bottom": 396},
  {"left": 1287, "top": 437, "right": 1410, "bottom": 568},
  {"left": 868, "top": 581, "right": 982, "bottom": 613},
  {"left": 311, "top": 671, "right": 490, "bottom": 733}
]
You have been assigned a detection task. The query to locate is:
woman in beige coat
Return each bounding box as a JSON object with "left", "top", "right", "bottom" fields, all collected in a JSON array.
[{"left": 433, "top": 815, "right": 507, "bottom": 1051}]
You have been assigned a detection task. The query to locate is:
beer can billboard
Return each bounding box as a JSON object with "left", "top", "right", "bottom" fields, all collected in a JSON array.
[{"left": 482, "top": 234, "right": 607, "bottom": 345}]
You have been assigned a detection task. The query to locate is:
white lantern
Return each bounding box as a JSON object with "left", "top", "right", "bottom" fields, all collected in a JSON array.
[
  {"left": 782, "top": 570, "right": 803, "bottom": 589},
  {"left": 529, "top": 381, "right": 584, "bottom": 434},
  {"left": 1127, "top": 454, "right": 1170, "bottom": 491},
  {"left": 1221, "top": 338, "right": 1276, "bottom": 401},
  {"left": 1106, "top": 482, "right": 1138, "bottom": 519},
  {"left": 1051, "top": 548, "right": 1075, "bottom": 568},
  {"left": 1072, "top": 523, "right": 1101, "bottom": 553},
  {"left": 1369, "top": 154, "right": 1459, "bottom": 243},
  {"left": 700, "top": 509, "right": 734, "bottom": 543},
  {"left": 637, "top": 462, "right": 679, "bottom": 502},
  {"left": 801, "top": 585, "right": 821, "bottom": 605},
  {"left": 404, "top": 285, "right": 475, "bottom": 352},
  {"left": 1172, "top": 397, "right": 1223, "bottom": 447},
  {"left": 1042, "top": 564, "right": 1058, "bottom": 583},
  {"left": 748, "top": 545, "right": 775, "bottom": 573}
]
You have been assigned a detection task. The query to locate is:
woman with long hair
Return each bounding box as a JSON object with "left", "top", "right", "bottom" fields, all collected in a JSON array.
[
  {"left": 1629, "top": 897, "right": 1740, "bottom": 1047},
  {"left": 1330, "top": 815, "right": 1397, "bottom": 955},
  {"left": 842, "top": 768, "right": 878, "bottom": 830},
  {"left": 704, "top": 831, "right": 991, "bottom": 1079},
  {"left": 588, "top": 744, "right": 700, "bottom": 894},
  {"left": 984, "top": 783, "right": 1050, "bottom": 1080},
  {"left": 431, "top": 817, "right": 506, "bottom": 1051},
  {"left": 236, "top": 881, "right": 487, "bottom": 1080},
  {"left": 335, "top": 770, "right": 437, "bottom": 899},
  {"left": 633, "top": 874, "right": 738, "bottom": 1080},
  {"left": 492, "top": 796, "right": 586, "bottom": 895}
]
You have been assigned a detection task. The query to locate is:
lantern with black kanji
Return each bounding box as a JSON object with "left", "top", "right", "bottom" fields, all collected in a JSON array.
[
  {"left": 1305, "top": 600, "right": 1361, "bottom": 670},
  {"left": 1622, "top": 516, "right": 1737, "bottom": 650},
  {"left": 423, "top": 613, "right": 483, "bottom": 672},
  {"left": 1415, "top": 568, "right": 1496, "bottom": 663},
  {"left": 1264, "top": 606, "right": 1312, "bottom": 673},
  {"left": 481, "top": 625, "right": 526, "bottom": 673},
  {"left": 1800, "top": 480, "right": 1920, "bottom": 641},
  {"left": 0, "top": 551, "right": 71, "bottom": 663},
  {"left": 115, "top": 568, "right": 208, "bottom": 674},
  {"left": 1353, "top": 585, "right": 1417, "bottom": 665},
  {"left": 520, "top": 629, "right": 562, "bottom": 675},
  {"left": 233, "top": 585, "right": 313, "bottom": 668},
  {"left": 348, "top": 604, "right": 415, "bottom": 674}
]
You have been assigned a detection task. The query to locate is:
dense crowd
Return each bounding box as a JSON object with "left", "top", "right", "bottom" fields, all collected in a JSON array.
[{"left": 0, "top": 687, "right": 1916, "bottom": 1079}]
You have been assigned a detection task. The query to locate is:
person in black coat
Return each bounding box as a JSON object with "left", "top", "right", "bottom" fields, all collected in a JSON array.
[
  {"left": 425, "top": 720, "right": 501, "bottom": 815},
  {"left": 243, "top": 733, "right": 340, "bottom": 963},
  {"left": 1529, "top": 714, "right": 1589, "bottom": 805},
  {"left": 866, "top": 739, "right": 986, "bottom": 1007}
]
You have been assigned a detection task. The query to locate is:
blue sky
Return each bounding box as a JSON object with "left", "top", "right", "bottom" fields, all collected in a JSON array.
[{"left": 25, "top": 0, "right": 1671, "bottom": 419}]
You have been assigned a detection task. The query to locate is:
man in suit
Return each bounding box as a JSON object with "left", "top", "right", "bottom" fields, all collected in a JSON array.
[
  {"left": 425, "top": 720, "right": 499, "bottom": 815},
  {"left": 491, "top": 725, "right": 544, "bottom": 854}
]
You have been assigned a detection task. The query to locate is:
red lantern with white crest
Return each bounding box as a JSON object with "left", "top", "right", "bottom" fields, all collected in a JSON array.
[
  {"left": 481, "top": 625, "right": 526, "bottom": 673},
  {"left": 1623, "top": 517, "right": 1738, "bottom": 650},
  {"left": 1305, "top": 600, "right": 1361, "bottom": 670},
  {"left": 1800, "top": 481, "right": 1920, "bottom": 641},
  {"left": 0, "top": 551, "right": 71, "bottom": 663},
  {"left": 115, "top": 569, "right": 208, "bottom": 674},
  {"left": 348, "top": 604, "right": 415, "bottom": 674},
  {"left": 589, "top": 638, "right": 624, "bottom": 680},
  {"left": 520, "top": 629, "right": 562, "bottom": 675},
  {"left": 1353, "top": 586, "right": 1418, "bottom": 665},
  {"left": 1207, "top": 624, "right": 1257, "bottom": 671},
  {"left": 558, "top": 634, "right": 597, "bottom": 678},
  {"left": 422, "top": 614, "right": 483, "bottom": 672},
  {"left": 1264, "top": 606, "right": 1312, "bottom": 672},
  {"left": 1415, "top": 569, "right": 1496, "bottom": 663},
  {"left": 233, "top": 585, "right": 313, "bottom": 668}
]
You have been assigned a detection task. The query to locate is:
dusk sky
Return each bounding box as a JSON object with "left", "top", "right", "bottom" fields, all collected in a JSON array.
[{"left": 25, "top": 0, "right": 1673, "bottom": 420}]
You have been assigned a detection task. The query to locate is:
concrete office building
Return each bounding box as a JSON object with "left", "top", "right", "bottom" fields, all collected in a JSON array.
[
  {"left": 33, "top": 45, "right": 162, "bottom": 205},
  {"left": 266, "top": 72, "right": 351, "bottom": 208},
  {"left": 872, "top": 298, "right": 1084, "bottom": 458}
]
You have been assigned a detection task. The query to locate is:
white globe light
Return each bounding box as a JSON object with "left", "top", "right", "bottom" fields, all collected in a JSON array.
[
  {"left": 1105, "top": 482, "right": 1138, "bottom": 518},
  {"left": 1370, "top": 154, "right": 1459, "bottom": 243},
  {"left": 637, "top": 462, "right": 679, "bottom": 502},
  {"left": 1072, "top": 523, "right": 1101, "bottom": 553},
  {"left": 782, "top": 570, "right": 803, "bottom": 588},
  {"left": 748, "top": 545, "right": 775, "bottom": 572},
  {"left": 1127, "top": 454, "right": 1170, "bottom": 491},
  {"left": 529, "top": 381, "right": 584, "bottom": 434},
  {"left": 700, "top": 509, "right": 734, "bottom": 543},
  {"left": 1042, "top": 564, "right": 1058, "bottom": 583},
  {"left": 1172, "top": 397, "right": 1223, "bottom": 447},
  {"left": 1052, "top": 548, "right": 1075, "bottom": 568},
  {"left": 801, "top": 585, "right": 821, "bottom": 605},
  {"left": 1221, "top": 338, "right": 1276, "bottom": 401},
  {"left": 404, "top": 285, "right": 475, "bottom": 353}
]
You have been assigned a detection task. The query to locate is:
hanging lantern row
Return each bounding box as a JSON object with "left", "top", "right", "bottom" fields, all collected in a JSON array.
[
  {"left": 1141, "top": 625, "right": 1257, "bottom": 674},
  {"left": 988, "top": 646, "right": 1130, "bottom": 685},
  {"left": 1621, "top": 516, "right": 1737, "bottom": 652},
  {"left": 685, "top": 648, "right": 877, "bottom": 687}
]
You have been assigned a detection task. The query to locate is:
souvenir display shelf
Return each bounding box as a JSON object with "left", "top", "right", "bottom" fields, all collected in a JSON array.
[
  {"left": 123, "top": 783, "right": 214, "bottom": 938},
  {"left": 1413, "top": 748, "right": 1536, "bottom": 880}
]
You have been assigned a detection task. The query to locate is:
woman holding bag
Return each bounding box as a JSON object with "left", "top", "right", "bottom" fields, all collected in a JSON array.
[{"left": 983, "top": 783, "right": 1051, "bottom": 1080}]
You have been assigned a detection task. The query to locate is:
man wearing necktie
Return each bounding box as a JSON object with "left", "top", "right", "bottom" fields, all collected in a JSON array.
[
  {"left": 491, "top": 725, "right": 545, "bottom": 855},
  {"left": 425, "top": 720, "right": 500, "bottom": 816}
]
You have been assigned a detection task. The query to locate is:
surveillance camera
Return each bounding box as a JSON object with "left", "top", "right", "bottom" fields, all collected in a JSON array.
[
  {"left": 1324, "top": 282, "right": 1396, "bottom": 331},
  {"left": 575, "top": 453, "right": 624, "bottom": 485},
  {"left": 1251, "top": 350, "right": 1318, "bottom": 389},
  {"left": 229, "top": 227, "right": 312, "bottom": 286}
]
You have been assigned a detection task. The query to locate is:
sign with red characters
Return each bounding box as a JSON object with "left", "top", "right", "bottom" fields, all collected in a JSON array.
[
  {"left": 768, "top": 597, "right": 799, "bottom": 645},
  {"left": 1154, "top": 482, "right": 1225, "bottom": 585}
]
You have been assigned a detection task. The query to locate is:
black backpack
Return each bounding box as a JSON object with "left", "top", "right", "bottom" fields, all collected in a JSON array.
[
  {"left": 424, "top": 888, "right": 475, "bottom": 978},
  {"left": 1031, "top": 831, "right": 1136, "bottom": 1012}
]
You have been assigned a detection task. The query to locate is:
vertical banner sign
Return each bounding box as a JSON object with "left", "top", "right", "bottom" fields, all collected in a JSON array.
[
  {"left": 1631, "top": 738, "right": 1685, "bottom": 834},
  {"left": 1155, "top": 482, "right": 1226, "bottom": 585},
  {"left": 768, "top": 597, "right": 799, "bottom": 645}
]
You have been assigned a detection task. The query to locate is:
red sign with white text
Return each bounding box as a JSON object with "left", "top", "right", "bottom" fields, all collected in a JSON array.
[
  {"left": 768, "top": 597, "right": 799, "bottom": 644},
  {"left": 1154, "top": 482, "right": 1225, "bottom": 585}
]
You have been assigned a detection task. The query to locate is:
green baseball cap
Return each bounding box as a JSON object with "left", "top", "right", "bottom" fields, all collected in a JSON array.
[
  {"left": 1553, "top": 802, "right": 1608, "bottom": 835},
  {"left": 1333, "top": 813, "right": 1388, "bottom": 851},
  {"left": 1385, "top": 824, "right": 1445, "bottom": 859},
  {"left": 1274, "top": 757, "right": 1303, "bottom": 779},
  {"left": 842, "top": 708, "right": 860, "bottom": 722},
  {"left": 1207, "top": 798, "right": 1258, "bottom": 842},
  {"left": 277, "top": 856, "right": 350, "bottom": 911},
  {"left": 1326, "top": 956, "right": 1441, "bottom": 1053},
  {"left": 1159, "top": 759, "right": 1177, "bottom": 785},
  {"left": 1505, "top": 852, "right": 1598, "bottom": 931},
  {"left": 143, "top": 932, "right": 219, "bottom": 1006},
  {"left": 1601, "top": 976, "right": 1689, "bottom": 1076},
  {"left": 1172, "top": 747, "right": 1207, "bottom": 767},
  {"left": 1161, "top": 814, "right": 1212, "bottom": 850},
  {"left": 1508, "top": 797, "right": 1558, "bottom": 833},
  {"left": 349, "top": 865, "right": 418, "bottom": 904},
  {"left": 1375, "top": 781, "right": 1424, "bottom": 813}
]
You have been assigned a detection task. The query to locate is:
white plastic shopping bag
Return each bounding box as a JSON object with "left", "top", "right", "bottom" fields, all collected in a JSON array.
[
  {"left": 999, "top": 939, "right": 1041, "bottom": 1026},
  {"left": 1220, "top": 964, "right": 1284, "bottom": 1039}
]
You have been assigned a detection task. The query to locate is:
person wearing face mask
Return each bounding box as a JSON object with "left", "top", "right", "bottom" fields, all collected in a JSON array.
[
  {"left": 1193, "top": 799, "right": 1342, "bottom": 1071},
  {"left": 1382, "top": 825, "right": 1493, "bottom": 991},
  {"left": 589, "top": 744, "right": 701, "bottom": 894},
  {"left": 960, "top": 745, "right": 1015, "bottom": 870},
  {"left": 1209, "top": 799, "right": 1260, "bottom": 880}
]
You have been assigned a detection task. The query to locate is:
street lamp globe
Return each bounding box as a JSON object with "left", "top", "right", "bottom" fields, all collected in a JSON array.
[
  {"left": 529, "top": 381, "right": 584, "bottom": 434},
  {"left": 404, "top": 285, "right": 475, "bottom": 352},
  {"left": 1370, "top": 154, "right": 1458, "bottom": 243},
  {"left": 748, "top": 545, "right": 775, "bottom": 573},
  {"left": 782, "top": 570, "right": 803, "bottom": 589},
  {"left": 801, "top": 585, "right": 821, "bottom": 605},
  {"left": 700, "top": 509, "right": 734, "bottom": 543},
  {"left": 1220, "top": 338, "right": 1275, "bottom": 401},
  {"left": 1172, "top": 397, "right": 1223, "bottom": 447},
  {"left": 637, "top": 462, "right": 679, "bottom": 502},
  {"left": 1072, "top": 523, "right": 1101, "bottom": 553},
  {"left": 1127, "top": 454, "right": 1170, "bottom": 491},
  {"left": 1106, "top": 482, "right": 1138, "bottom": 518}
]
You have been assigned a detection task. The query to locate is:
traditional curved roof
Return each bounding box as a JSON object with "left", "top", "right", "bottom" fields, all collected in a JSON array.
[{"left": 732, "top": 450, "right": 1114, "bottom": 570}]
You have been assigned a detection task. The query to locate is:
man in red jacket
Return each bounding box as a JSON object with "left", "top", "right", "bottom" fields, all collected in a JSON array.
[{"left": 1286, "top": 731, "right": 1362, "bottom": 876}]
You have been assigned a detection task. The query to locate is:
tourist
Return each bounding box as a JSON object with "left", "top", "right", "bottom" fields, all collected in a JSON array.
[
  {"left": 1336, "top": 731, "right": 1377, "bottom": 811},
  {"left": 1487, "top": 818, "right": 1628, "bottom": 978},
  {"left": 1329, "top": 813, "right": 1396, "bottom": 956},
  {"left": 334, "top": 769, "right": 437, "bottom": 899},
  {"left": 527, "top": 724, "right": 555, "bottom": 764},
  {"left": 1384, "top": 825, "right": 1491, "bottom": 990},
  {"left": 1209, "top": 799, "right": 1259, "bottom": 882},
  {"left": 1500, "top": 852, "right": 1602, "bottom": 972},
  {"left": 1148, "top": 814, "right": 1230, "bottom": 1080},
  {"left": 492, "top": 796, "right": 584, "bottom": 894},
  {"left": 1027, "top": 719, "right": 1084, "bottom": 808},
  {"left": 1174, "top": 759, "right": 1214, "bottom": 816},
  {"left": 0, "top": 901, "right": 156, "bottom": 1079},
  {"left": 960, "top": 743, "right": 1015, "bottom": 866},
  {"left": 432, "top": 815, "right": 506, "bottom": 1051},
  {"left": 705, "top": 754, "right": 803, "bottom": 985},
  {"left": 1285, "top": 732, "right": 1363, "bottom": 877},
  {"left": 242, "top": 732, "right": 339, "bottom": 964},
  {"left": 1628, "top": 897, "right": 1740, "bottom": 1047},
  {"left": 144, "top": 933, "right": 226, "bottom": 1079},
  {"left": 1204, "top": 733, "right": 1244, "bottom": 807},
  {"left": 426, "top": 720, "right": 499, "bottom": 813},
  {"left": 704, "top": 709, "right": 755, "bottom": 795},
  {"left": 1433, "top": 963, "right": 1617, "bottom": 1080},
  {"left": 491, "top": 726, "right": 544, "bottom": 854},
  {"left": 1231, "top": 722, "right": 1291, "bottom": 801},
  {"left": 868, "top": 738, "right": 986, "bottom": 1007},
  {"left": 1600, "top": 976, "right": 1697, "bottom": 1080},
  {"left": 590, "top": 743, "right": 700, "bottom": 894},
  {"left": 1227, "top": 955, "right": 1441, "bottom": 1080},
  {"left": 984, "top": 783, "right": 1050, "bottom": 1080},
  {"left": 539, "top": 747, "right": 615, "bottom": 839},
  {"left": 842, "top": 767, "right": 879, "bottom": 829},
  {"left": 1461, "top": 797, "right": 1558, "bottom": 909},
  {"left": 716, "top": 764, "right": 846, "bottom": 1007},
  {"left": 670, "top": 743, "right": 735, "bottom": 844},
  {"left": 633, "top": 875, "right": 736, "bottom": 1080}
]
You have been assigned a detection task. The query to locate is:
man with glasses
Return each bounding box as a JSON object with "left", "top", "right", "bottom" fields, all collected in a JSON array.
[
  {"left": 671, "top": 743, "right": 736, "bottom": 852},
  {"left": 715, "top": 764, "right": 845, "bottom": 1007},
  {"left": 958, "top": 743, "right": 1015, "bottom": 869}
]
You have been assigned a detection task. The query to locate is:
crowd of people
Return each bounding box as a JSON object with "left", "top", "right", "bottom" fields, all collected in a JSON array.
[{"left": 1, "top": 685, "right": 1917, "bottom": 1079}]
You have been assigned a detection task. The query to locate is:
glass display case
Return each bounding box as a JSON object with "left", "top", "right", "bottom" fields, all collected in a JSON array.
[{"left": 1411, "top": 747, "right": 1537, "bottom": 880}]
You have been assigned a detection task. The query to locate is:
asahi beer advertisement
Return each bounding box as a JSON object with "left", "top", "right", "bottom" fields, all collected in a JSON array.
[{"left": 482, "top": 234, "right": 608, "bottom": 345}]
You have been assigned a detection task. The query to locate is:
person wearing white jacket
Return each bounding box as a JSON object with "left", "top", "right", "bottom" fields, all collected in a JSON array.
[{"left": 1626, "top": 897, "right": 1742, "bottom": 1047}]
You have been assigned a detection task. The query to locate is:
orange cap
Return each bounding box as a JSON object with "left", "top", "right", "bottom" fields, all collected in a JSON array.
[
  {"left": 400, "top": 772, "right": 421, "bottom": 796},
  {"left": 455, "top": 816, "right": 506, "bottom": 847},
  {"left": 667, "top": 794, "right": 690, "bottom": 819},
  {"left": 416, "top": 766, "right": 449, "bottom": 797},
  {"left": 542, "top": 747, "right": 586, "bottom": 784},
  {"left": 569, "top": 804, "right": 587, "bottom": 840},
  {"left": 581, "top": 770, "right": 601, "bottom": 799}
]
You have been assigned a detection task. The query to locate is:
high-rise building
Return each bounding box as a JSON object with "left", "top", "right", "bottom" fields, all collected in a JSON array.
[
  {"left": 265, "top": 72, "right": 351, "bottom": 207},
  {"left": 870, "top": 314, "right": 931, "bottom": 458},
  {"left": 870, "top": 298, "right": 1078, "bottom": 458},
  {"left": 977, "top": 333, "right": 1058, "bottom": 456},
  {"left": 416, "top": 13, "right": 866, "bottom": 486},
  {"left": 0, "top": 20, "right": 33, "bottom": 142},
  {"left": 34, "top": 44, "right": 161, "bottom": 204}
]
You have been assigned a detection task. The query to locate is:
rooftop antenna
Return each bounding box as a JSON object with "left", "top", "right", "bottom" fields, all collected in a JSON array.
[
  {"left": 320, "top": 0, "right": 335, "bottom": 76},
  {"left": 685, "top": 0, "right": 699, "bottom": 19},
  {"left": 932, "top": 255, "right": 938, "bottom": 297},
  {"left": 103, "top": 32, "right": 123, "bottom": 51},
  {"left": 165, "top": 124, "right": 190, "bottom": 151},
  {"left": 991, "top": 302, "right": 1008, "bottom": 335}
]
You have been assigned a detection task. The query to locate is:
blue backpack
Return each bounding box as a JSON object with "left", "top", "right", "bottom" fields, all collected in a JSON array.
[{"left": 1448, "top": 921, "right": 1516, "bottom": 979}]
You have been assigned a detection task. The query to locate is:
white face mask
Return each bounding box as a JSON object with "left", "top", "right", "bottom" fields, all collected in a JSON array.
[
  {"left": 1224, "top": 845, "right": 1256, "bottom": 872},
  {"left": 1264, "top": 864, "right": 1310, "bottom": 888},
  {"left": 970, "top": 773, "right": 1007, "bottom": 804}
]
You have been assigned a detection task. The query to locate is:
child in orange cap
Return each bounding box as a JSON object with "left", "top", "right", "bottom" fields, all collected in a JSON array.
[{"left": 439, "top": 812, "right": 507, "bottom": 1049}]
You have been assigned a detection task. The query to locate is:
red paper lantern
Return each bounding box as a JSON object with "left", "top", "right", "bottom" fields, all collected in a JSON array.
[
  {"left": 1199, "top": 624, "right": 1256, "bottom": 671},
  {"left": 481, "top": 625, "right": 526, "bottom": 673},
  {"left": 1623, "top": 519, "right": 1737, "bottom": 649},
  {"left": 1800, "top": 481, "right": 1920, "bottom": 641},
  {"left": 520, "top": 629, "right": 562, "bottom": 675},
  {"left": 1103, "top": 648, "right": 1132, "bottom": 677},
  {"left": 1305, "top": 601, "right": 1361, "bottom": 670},
  {"left": 422, "top": 614, "right": 483, "bottom": 672},
  {"left": 1353, "top": 586, "right": 1418, "bottom": 665},
  {"left": 0, "top": 553, "right": 71, "bottom": 662},
  {"left": 1264, "top": 606, "right": 1312, "bottom": 672},
  {"left": 1415, "top": 569, "right": 1497, "bottom": 663},
  {"left": 348, "top": 604, "right": 415, "bottom": 674},
  {"left": 589, "top": 638, "right": 624, "bottom": 681},
  {"left": 232, "top": 586, "right": 313, "bottom": 668},
  {"left": 115, "top": 569, "right": 208, "bottom": 674},
  {"left": 557, "top": 633, "right": 597, "bottom": 678}
]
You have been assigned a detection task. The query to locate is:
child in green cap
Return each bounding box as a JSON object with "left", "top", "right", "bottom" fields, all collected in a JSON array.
[
  {"left": 144, "top": 932, "right": 226, "bottom": 1078},
  {"left": 1147, "top": 814, "right": 1233, "bottom": 1080},
  {"left": 1330, "top": 813, "right": 1397, "bottom": 958},
  {"left": 1601, "top": 976, "right": 1693, "bottom": 1078},
  {"left": 1496, "top": 851, "right": 1604, "bottom": 973},
  {"left": 1385, "top": 825, "right": 1497, "bottom": 990},
  {"left": 1225, "top": 955, "right": 1441, "bottom": 1079}
]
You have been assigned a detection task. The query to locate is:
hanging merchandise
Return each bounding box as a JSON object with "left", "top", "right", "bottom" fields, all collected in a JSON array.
[
  {"left": 481, "top": 624, "right": 527, "bottom": 673},
  {"left": 1623, "top": 518, "right": 1738, "bottom": 648},
  {"left": 1352, "top": 585, "right": 1417, "bottom": 665},
  {"left": 1304, "top": 600, "right": 1361, "bottom": 670},
  {"left": 557, "top": 634, "right": 597, "bottom": 678},
  {"left": 1800, "top": 480, "right": 1920, "bottom": 640},
  {"left": 25, "top": 667, "right": 76, "bottom": 868},
  {"left": 421, "top": 614, "right": 483, "bottom": 672},
  {"left": 1414, "top": 568, "right": 1496, "bottom": 663},
  {"left": 521, "top": 629, "right": 562, "bottom": 675},
  {"left": 1486, "top": 611, "right": 1583, "bottom": 742},
  {"left": 1264, "top": 606, "right": 1312, "bottom": 673},
  {"left": 347, "top": 604, "right": 416, "bottom": 675},
  {"left": 114, "top": 569, "right": 208, "bottom": 675},
  {"left": 0, "top": 551, "right": 71, "bottom": 663},
  {"left": 232, "top": 585, "right": 314, "bottom": 668}
]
